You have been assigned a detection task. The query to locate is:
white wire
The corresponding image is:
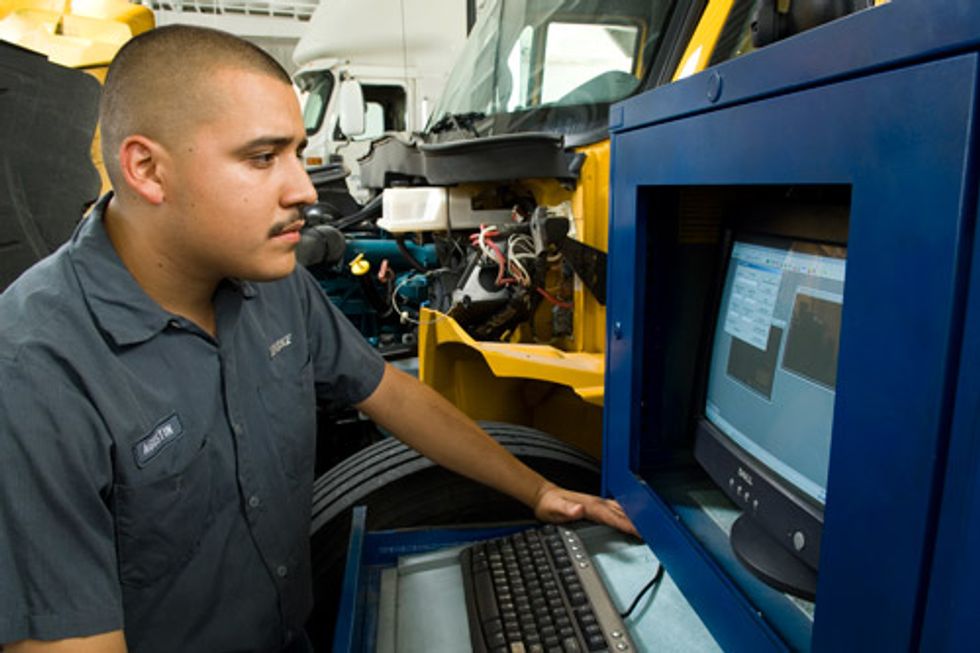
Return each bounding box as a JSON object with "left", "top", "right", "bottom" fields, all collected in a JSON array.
[
  {"left": 476, "top": 224, "right": 499, "bottom": 264},
  {"left": 391, "top": 271, "right": 448, "bottom": 326},
  {"left": 507, "top": 233, "right": 536, "bottom": 287}
]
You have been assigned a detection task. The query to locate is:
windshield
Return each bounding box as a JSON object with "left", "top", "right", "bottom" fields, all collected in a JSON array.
[
  {"left": 298, "top": 71, "right": 335, "bottom": 136},
  {"left": 426, "top": 0, "right": 677, "bottom": 140}
]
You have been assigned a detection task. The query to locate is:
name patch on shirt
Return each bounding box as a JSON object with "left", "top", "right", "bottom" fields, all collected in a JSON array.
[
  {"left": 133, "top": 414, "right": 184, "bottom": 468},
  {"left": 269, "top": 333, "right": 292, "bottom": 359}
]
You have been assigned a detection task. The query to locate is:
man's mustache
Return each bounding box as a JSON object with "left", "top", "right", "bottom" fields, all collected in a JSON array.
[{"left": 268, "top": 213, "right": 305, "bottom": 238}]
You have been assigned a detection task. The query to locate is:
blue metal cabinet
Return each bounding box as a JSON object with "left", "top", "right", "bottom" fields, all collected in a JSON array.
[
  {"left": 604, "top": 2, "right": 980, "bottom": 651},
  {"left": 919, "top": 176, "right": 980, "bottom": 648}
]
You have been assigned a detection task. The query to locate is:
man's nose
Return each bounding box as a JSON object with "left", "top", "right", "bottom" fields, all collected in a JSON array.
[{"left": 286, "top": 157, "right": 318, "bottom": 207}]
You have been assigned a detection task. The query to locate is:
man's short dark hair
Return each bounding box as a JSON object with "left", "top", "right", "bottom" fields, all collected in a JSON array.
[{"left": 99, "top": 25, "right": 292, "bottom": 188}]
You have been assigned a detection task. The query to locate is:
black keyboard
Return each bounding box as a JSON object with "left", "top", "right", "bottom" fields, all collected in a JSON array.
[{"left": 460, "top": 524, "right": 636, "bottom": 653}]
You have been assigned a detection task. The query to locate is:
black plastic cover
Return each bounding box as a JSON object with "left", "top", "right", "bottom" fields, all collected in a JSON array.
[
  {"left": 357, "top": 132, "right": 582, "bottom": 189},
  {"left": 419, "top": 132, "right": 582, "bottom": 185}
]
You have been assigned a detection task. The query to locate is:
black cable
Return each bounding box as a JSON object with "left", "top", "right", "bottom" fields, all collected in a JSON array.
[
  {"left": 395, "top": 234, "right": 429, "bottom": 273},
  {"left": 619, "top": 562, "right": 666, "bottom": 619},
  {"left": 331, "top": 193, "right": 384, "bottom": 231}
]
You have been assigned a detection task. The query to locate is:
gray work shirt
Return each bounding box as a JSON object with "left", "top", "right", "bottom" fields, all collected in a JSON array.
[{"left": 0, "top": 195, "right": 386, "bottom": 652}]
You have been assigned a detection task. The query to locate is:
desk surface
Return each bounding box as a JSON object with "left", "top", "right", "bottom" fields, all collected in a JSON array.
[{"left": 375, "top": 524, "right": 721, "bottom": 653}]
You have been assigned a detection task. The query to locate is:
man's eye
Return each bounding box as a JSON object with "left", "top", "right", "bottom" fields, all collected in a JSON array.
[{"left": 251, "top": 152, "right": 276, "bottom": 166}]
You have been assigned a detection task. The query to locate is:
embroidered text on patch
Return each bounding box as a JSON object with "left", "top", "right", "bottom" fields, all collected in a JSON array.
[
  {"left": 269, "top": 333, "right": 292, "bottom": 359},
  {"left": 133, "top": 414, "right": 184, "bottom": 468}
]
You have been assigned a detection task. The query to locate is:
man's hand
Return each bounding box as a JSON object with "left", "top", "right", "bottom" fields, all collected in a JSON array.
[{"left": 533, "top": 482, "right": 640, "bottom": 537}]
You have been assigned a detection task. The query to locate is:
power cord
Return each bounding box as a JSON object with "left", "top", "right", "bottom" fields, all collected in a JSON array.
[{"left": 619, "top": 562, "right": 666, "bottom": 619}]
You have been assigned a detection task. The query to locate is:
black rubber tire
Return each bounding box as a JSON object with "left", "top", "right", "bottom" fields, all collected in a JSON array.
[
  {"left": 0, "top": 46, "right": 102, "bottom": 291},
  {"left": 306, "top": 421, "right": 601, "bottom": 651}
]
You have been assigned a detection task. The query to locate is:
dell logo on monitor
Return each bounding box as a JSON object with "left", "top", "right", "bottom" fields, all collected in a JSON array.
[{"left": 737, "top": 467, "right": 754, "bottom": 487}]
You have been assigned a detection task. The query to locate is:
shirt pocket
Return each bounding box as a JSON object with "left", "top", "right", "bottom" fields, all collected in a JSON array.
[
  {"left": 112, "top": 440, "right": 214, "bottom": 589},
  {"left": 258, "top": 355, "right": 316, "bottom": 487}
]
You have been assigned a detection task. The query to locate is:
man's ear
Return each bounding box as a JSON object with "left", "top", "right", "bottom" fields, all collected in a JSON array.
[{"left": 117, "top": 135, "right": 168, "bottom": 205}]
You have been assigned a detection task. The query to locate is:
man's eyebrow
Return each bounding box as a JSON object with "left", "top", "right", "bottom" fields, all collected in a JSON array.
[{"left": 235, "top": 136, "right": 307, "bottom": 154}]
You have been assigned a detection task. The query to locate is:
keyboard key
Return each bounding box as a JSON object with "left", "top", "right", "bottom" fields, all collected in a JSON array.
[{"left": 568, "top": 591, "right": 587, "bottom": 606}]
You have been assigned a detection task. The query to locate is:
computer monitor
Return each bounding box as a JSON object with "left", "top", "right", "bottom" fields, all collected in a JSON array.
[{"left": 694, "top": 232, "right": 847, "bottom": 599}]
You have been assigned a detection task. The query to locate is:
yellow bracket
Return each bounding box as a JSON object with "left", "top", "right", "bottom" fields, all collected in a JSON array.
[{"left": 418, "top": 307, "right": 605, "bottom": 407}]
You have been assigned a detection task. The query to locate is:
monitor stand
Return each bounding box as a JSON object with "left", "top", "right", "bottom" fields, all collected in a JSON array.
[{"left": 730, "top": 514, "right": 817, "bottom": 601}]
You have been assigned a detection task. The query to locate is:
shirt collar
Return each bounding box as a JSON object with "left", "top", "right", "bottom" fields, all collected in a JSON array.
[{"left": 69, "top": 194, "right": 256, "bottom": 346}]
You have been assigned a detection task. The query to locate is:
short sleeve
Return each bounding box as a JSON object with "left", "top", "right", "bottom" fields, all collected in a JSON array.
[
  {"left": 0, "top": 353, "right": 124, "bottom": 643},
  {"left": 298, "top": 267, "right": 387, "bottom": 411}
]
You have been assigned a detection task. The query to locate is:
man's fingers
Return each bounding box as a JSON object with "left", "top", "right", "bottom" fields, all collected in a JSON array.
[
  {"left": 585, "top": 498, "right": 640, "bottom": 537},
  {"left": 534, "top": 486, "right": 640, "bottom": 537}
]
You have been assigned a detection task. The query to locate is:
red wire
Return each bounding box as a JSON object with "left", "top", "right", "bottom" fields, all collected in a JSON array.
[
  {"left": 536, "top": 287, "right": 573, "bottom": 309},
  {"left": 486, "top": 239, "right": 510, "bottom": 285}
]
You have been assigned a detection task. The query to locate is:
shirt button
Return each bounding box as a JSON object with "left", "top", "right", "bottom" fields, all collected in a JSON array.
[
  {"left": 248, "top": 495, "right": 260, "bottom": 508},
  {"left": 277, "top": 565, "right": 288, "bottom": 578}
]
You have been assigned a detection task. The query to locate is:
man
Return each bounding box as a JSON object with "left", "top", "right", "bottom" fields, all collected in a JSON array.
[{"left": 0, "top": 25, "right": 636, "bottom": 653}]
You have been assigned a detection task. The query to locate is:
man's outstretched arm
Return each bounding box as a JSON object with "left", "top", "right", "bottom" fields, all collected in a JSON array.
[
  {"left": 4, "top": 631, "right": 127, "bottom": 653},
  {"left": 355, "top": 364, "right": 638, "bottom": 536}
]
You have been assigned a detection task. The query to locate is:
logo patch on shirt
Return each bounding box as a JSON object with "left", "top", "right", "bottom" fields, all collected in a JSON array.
[
  {"left": 269, "top": 333, "right": 292, "bottom": 359},
  {"left": 133, "top": 414, "right": 184, "bottom": 468}
]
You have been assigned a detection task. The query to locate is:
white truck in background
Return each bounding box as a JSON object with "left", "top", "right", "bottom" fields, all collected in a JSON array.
[{"left": 292, "top": 0, "right": 471, "bottom": 200}]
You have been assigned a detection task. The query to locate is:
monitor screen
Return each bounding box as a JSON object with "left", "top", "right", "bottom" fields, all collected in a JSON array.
[{"left": 704, "top": 235, "right": 847, "bottom": 506}]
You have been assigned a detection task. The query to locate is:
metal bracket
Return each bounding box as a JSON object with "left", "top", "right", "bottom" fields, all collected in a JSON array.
[{"left": 561, "top": 237, "right": 607, "bottom": 305}]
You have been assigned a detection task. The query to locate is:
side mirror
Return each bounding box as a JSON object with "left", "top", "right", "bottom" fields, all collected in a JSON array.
[{"left": 337, "top": 78, "right": 365, "bottom": 138}]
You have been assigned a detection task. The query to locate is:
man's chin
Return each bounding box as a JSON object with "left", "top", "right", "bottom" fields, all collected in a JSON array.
[{"left": 238, "top": 255, "right": 297, "bottom": 282}]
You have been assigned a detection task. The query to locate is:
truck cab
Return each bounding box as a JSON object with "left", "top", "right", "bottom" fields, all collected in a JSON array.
[{"left": 291, "top": 0, "right": 469, "bottom": 201}]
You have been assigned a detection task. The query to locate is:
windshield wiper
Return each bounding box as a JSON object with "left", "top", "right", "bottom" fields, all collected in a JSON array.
[{"left": 427, "top": 111, "right": 487, "bottom": 136}]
